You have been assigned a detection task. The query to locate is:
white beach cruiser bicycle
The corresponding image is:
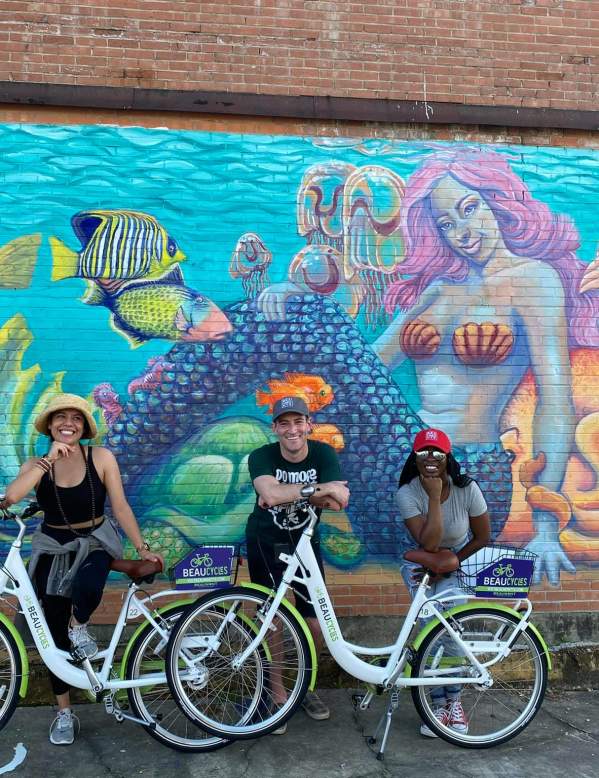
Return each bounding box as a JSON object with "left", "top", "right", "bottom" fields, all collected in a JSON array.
[
  {"left": 0, "top": 501, "right": 230, "bottom": 753},
  {"left": 165, "top": 500, "right": 550, "bottom": 758}
]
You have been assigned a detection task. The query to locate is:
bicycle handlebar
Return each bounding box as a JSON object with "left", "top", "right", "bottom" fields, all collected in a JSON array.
[
  {"left": 265, "top": 499, "right": 318, "bottom": 532},
  {"left": 0, "top": 501, "right": 41, "bottom": 522}
]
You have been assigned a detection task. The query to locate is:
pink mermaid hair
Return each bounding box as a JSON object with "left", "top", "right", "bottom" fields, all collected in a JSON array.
[{"left": 384, "top": 149, "right": 599, "bottom": 347}]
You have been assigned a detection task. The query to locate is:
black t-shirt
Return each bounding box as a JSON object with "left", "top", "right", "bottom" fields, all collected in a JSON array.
[{"left": 246, "top": 440, "right": 342, "bottom": 543}]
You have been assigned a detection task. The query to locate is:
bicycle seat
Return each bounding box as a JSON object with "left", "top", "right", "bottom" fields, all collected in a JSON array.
[
  {"left": 110, "top": 558, "right": 163, "bottom": 584},
  {"left": 403, "top": 548, "right": 460, "bottom": 574}
]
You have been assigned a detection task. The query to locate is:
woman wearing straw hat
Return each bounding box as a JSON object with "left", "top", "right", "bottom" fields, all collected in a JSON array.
[{"left": 0, "top": 393, "right": 163, "bottom": 746}]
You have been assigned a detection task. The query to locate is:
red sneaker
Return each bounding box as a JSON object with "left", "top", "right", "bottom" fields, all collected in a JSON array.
[{"left": 447, "top": 699, "right": 469, "bottom": 734}]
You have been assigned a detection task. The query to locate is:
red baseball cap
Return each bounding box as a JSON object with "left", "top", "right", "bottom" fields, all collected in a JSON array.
[{"left": 413, "top": 428, "right": 452, "bottom": 454}]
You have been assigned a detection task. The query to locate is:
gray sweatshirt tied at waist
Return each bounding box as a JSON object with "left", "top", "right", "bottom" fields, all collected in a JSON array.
[{"left": 28, "top": 519, "right": 124, "bottom": 597}]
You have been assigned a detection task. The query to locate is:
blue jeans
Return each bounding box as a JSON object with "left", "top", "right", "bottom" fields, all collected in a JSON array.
[{"left": 400, "top": 548, "right": 466, "bottom": 706}]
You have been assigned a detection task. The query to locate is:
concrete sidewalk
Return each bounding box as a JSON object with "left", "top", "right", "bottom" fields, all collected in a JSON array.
[{"left": 0, "top": 689, "right": 597, "bottom": 778}]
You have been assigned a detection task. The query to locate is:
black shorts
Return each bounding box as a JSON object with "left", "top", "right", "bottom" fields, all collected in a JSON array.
[{"left": 245, "top": 533, "right": 325, "bottom": 619}]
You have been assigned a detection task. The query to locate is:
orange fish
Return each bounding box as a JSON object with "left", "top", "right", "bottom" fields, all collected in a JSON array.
[
  {"left": 283, "top": 372, "right": 334, "bottom": 411},
  {"left": 256, "top": 373, "right": 334, "bottom": 414},
  {"left": 256, "top": 381, "right": 308, "bottom": 413},
  {"left": 309, "top": 423, "right": 345, "bottom": 450}
]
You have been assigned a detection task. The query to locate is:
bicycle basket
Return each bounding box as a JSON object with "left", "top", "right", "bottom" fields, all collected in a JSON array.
[{"left": 456, "top": 545, "right": 537, "bottom": 599}]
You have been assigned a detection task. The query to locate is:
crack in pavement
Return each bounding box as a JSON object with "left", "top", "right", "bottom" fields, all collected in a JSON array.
[
  {"left": 236, "top": 734, "right": 264, "bottom": 778},
  {"left": 538, "top": 708, "right": 599, "bottom": 742}
]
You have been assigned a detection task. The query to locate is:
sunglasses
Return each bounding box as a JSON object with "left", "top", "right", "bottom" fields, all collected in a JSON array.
[{"left": 415, "top": 449, "right": 447, "bottom": 461}]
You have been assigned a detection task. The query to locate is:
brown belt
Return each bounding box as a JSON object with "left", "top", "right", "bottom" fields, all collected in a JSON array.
[{"left": 44, "top": 517, "right": 105, "bottom": 531}]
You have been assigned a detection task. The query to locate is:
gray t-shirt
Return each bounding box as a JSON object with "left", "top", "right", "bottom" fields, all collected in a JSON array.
[{"left": 396, "top": 478, "right": 488, "bottom": 549}]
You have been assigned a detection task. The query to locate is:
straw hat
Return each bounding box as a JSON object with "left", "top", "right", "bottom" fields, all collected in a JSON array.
[{"left": 34, "top": 393, "right": 97, "bottom": 439}]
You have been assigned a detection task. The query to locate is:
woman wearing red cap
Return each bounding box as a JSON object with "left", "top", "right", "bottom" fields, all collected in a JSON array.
[{"left": 396, "top": 428, "right": 491, "bottom": 738}]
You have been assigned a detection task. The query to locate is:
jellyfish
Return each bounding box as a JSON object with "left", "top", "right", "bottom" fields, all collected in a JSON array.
[
  {"left": 229, "top": 232, "right": 273, "bottom": 299},
  {"left": 297, "top": 162, "right": 356, "bottom": 250},
  {"left": 342, "top": 165, "right": 406, "bottom": 324}
]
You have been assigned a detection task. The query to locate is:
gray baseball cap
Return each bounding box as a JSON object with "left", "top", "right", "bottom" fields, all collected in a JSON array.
[{"left": 272, "top": 396, "right": 310, "bottom": 421}]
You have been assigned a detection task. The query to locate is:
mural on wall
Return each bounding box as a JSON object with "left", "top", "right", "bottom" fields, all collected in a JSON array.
[{"left": 1, "top": 124, "right": 599, "bottom": 585}]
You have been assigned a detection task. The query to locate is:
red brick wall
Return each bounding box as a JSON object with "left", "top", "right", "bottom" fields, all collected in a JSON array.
[
  {"left": 1, "top": 0, "right": 597, "bottom": 110},
  {"left": 0, "top": 105, "right": 595, "bottom": 623},
  {"left": 94, "top": 568, "right": 595, "bottom": 622}
]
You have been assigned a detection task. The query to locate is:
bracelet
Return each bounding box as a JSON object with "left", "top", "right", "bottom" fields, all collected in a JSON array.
[
  {"left": 35, "top": 458, "right": 52, "bottom": 473},
  {"left": 136, "top": 541, "right": 151, "bottom": 553}
]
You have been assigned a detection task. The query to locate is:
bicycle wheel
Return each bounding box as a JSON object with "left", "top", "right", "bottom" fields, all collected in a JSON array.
[
  {"left": 166, "top": 586, "right": 312, "bottom": 739},
  {"left": 411, "top": 607, "right": 548, "bottom": 748},
  {"left": 125, "top": 606, "right": 230, "bottom": 752},
  {"left": 0, "top": 621, "right": 22, "bottom": 732}
]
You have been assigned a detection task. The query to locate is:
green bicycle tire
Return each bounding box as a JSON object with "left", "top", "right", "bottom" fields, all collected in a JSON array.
[{"left": 411, "top": 607, "right": 548, "bottom": 748}]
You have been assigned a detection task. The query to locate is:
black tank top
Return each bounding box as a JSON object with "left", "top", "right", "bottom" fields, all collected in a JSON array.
[{"left": 36, "top": 446, "right": 107, "bottom": 526}]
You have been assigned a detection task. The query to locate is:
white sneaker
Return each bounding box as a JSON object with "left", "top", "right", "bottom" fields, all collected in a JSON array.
[
  {"left": 420, "top": 705, "right": 450, "bottom": 738},
  {"left": 49, "top": 708, "right": 79, "bottom": 746},
  {"left": 68, "top": 623, "right": 98, "bottom": 659}
]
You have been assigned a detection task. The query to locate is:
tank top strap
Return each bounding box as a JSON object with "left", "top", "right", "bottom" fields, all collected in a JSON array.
[{"left": 84, "top": 445, "right": 104, "bottom": 491}]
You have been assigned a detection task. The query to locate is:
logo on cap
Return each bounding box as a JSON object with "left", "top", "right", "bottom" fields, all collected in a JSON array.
[
  {"left": 281, "top": 398, "right": 294, "bottom": 408},
  {"left": 412, "top": 428, "right": 451, "bottom": 454}
]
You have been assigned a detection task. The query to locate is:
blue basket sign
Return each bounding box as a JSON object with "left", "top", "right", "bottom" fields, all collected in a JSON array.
[
  {"left": 474, "top": 556, "right": 534, "bottom": 599},
  {"left": 174, "top": 545, "right": 236, "bottom": 590}
]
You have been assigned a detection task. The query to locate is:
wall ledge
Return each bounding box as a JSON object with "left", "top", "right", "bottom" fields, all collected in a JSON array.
[{"left": 1, "top": 82, "right": 599, "bottom": 131}]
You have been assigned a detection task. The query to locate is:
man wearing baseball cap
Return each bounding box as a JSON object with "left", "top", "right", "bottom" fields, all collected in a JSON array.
[{"left": 246, "top": 395, "right": 349, "bottom": 731}]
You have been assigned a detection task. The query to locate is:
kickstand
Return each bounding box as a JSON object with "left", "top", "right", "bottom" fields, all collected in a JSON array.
[{"left": 368, "top": 690, "right": 400, "bottom": 761}]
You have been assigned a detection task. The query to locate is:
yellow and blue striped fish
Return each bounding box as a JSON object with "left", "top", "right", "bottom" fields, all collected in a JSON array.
[{"left": 50, "top": 209, "right": 186, "bottom": 283}]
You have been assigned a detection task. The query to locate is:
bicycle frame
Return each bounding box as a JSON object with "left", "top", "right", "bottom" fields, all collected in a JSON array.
[
  {"left": 0, "top": 514, "right": 188, "bottom": 694},
  {"left": 228, "top": 506, "right": 536, "bottom": 690}
]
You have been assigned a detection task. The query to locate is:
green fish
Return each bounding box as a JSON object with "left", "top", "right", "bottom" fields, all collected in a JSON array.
[
  {"left": 86, "top": 278, "right": 233, "bottom": 349},
  {"left": 50, "top": 209, "right": 186, "bottom": 285}
]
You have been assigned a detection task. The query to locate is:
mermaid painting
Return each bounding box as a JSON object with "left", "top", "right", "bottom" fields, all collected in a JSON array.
[{"left": 260, "top": 148, "right": 599, "bottom": 583}]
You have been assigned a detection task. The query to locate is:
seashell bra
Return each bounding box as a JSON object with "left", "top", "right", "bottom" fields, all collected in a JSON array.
[{"left": 400, "top": 319, "right": 514, "bottom": 366}]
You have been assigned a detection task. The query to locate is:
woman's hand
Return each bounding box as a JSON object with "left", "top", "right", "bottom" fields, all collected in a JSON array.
[
  {"left": 46, "top": 441, "right": 77, "bottom": 463},
  {"left": 139, "top": 546, "right": 164, "bottom": 568},
  {"left": 420, "top": 475, "right": 443, "bottom": 500}
]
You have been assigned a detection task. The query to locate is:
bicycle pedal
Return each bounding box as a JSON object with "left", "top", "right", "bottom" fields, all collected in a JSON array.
[
  {"left": 69, "top": 647, "right": 89, "bottom": 663},
  {"left": 354, "top": 690, "right": 375, "bottom": 711}
]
